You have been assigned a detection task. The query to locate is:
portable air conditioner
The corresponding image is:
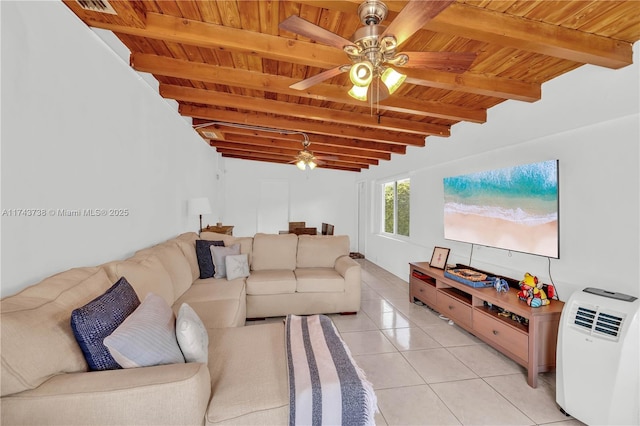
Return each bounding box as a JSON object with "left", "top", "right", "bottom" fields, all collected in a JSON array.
[{"left": 557, "top": 287, "right": 639, "bottom": 425}]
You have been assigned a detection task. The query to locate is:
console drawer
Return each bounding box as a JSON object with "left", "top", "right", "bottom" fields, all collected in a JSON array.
[
  {"left": 474, "top": 310, "right": 528, "bottom": 362},
  {"left": 410, "top": 279, "right": 437, "bottom": 306},
  {"left": 436, "top": 291, "right": 472, "bottom": 329}
]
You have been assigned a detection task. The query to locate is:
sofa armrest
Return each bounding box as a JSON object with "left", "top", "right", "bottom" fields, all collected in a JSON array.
[
  {"left": 1, "top": 363, "right": 210, "bottom": 426},
  {"left": 335, "top": 255, "right": 361, "bottom": 292}
]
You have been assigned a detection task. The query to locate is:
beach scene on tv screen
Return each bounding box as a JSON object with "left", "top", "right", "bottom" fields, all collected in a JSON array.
[{"left": 443, "top": 160, "right": 559, "bottom": 258}]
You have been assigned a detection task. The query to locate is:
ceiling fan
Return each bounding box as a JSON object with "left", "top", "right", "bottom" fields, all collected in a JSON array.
[
  {"left": 289, "top": 139, "right": 341, "bottom": 170},
  {"left": 280, "top": 0, "right": 477, "bottom": 102},
  {"left": 291, "top": 140, "right": 321, "bottom": 170}
]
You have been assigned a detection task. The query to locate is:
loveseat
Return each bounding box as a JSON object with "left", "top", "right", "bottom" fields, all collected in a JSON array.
[{"left": 1, "top": 231, "right": 362, "bottom": 425}]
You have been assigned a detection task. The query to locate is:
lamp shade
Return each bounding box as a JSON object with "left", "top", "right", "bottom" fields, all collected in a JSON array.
[
  {"left": 349, "top": 61, "right": 373, "bottom": 87},
  {"left": 348, "top": 84, "right": 369, "bottom": 101},
  {"left": 188, "top": 197, "right": 212, "bottom": 216},
  {"left": 381, "top": 68, "right": 406, "bottom": 95}
]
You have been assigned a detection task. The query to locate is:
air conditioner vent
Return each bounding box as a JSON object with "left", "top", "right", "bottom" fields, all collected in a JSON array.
[
  {"left": 594, "top": 312, "right": 623, "bottom": 338},
  {"left": 76, "top": 0, "right": 117, "bottom": 15},
  {"left": 573, "top": 306, "right": 596, "bottom": 329},
  {"left": 569, "top": 303, "right": 625, "bottom": 341}
]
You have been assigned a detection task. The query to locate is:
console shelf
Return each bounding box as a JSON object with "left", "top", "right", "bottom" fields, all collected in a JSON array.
[{"left": 409, "top": 262, "right": 564, "bottom": 388}]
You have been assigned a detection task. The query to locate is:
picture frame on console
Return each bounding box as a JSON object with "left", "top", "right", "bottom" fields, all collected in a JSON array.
[{"left": 429, "top": 247, "right": 450, "bottom": 269}]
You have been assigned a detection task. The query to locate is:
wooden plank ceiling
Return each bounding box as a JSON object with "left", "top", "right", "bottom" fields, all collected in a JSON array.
[{"left": 64, "top": 0, "right": 640, "bottom": 172}]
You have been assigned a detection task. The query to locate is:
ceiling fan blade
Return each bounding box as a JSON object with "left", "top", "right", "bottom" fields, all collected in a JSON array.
[
  {"left": 400, "top": 51, "right": 477, "bottom": 73},
  {"left": 279, "top": 15, "right": 355, "bottom": 51},
  {"left": 290, "top": 66, "right": 348, "bottom": 91},
  {"left": 381, "top": 0, "right": 454, "bottom": 48}
]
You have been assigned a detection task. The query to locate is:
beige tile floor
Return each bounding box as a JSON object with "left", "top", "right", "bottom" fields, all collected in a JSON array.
[{"left": 251, "top": 259, "right": 586, "bottom": 425}]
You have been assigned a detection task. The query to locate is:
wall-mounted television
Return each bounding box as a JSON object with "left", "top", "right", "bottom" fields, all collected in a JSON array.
[{"left": 443, "top": 159, "right": 559, "bottom": 258}]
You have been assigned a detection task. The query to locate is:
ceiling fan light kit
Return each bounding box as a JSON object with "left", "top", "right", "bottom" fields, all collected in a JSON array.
[
  {"left": 294, "top": 141, "right": 319, "bottom": 171},
  {"left": 282, "top": 0, "right": 475, "bottom": 104}
]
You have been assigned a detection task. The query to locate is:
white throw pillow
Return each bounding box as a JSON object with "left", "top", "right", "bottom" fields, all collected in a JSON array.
[
  {"left": 176, "top": 303, "right": 209, "bottom": 364},
  {"left": 210, "top": 243, "right": 240, "bottom": 279},
  {"left": 104, "top": 293, "right": 185, "bottom": 368},
  {"left": 225, "top": 253, "right": 250, "bottom": 281}
]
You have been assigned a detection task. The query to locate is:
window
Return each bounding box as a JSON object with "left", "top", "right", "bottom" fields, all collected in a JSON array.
[{"left": 383, "top": 178, "right": 410, "bottom": 237}]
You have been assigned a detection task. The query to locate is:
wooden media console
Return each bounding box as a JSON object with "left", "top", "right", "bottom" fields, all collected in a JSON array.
[{"left": 409, "top": 262, "right": 564, "bottom": 388}]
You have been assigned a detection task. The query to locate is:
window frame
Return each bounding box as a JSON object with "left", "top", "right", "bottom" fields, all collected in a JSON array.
[{"left": 381, "top": 177, "right": 410, "bottom": 238}]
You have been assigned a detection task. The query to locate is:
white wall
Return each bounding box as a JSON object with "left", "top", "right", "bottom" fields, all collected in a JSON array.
[
  {"left": 2, "top": 2, "right": 637, "bottom": 302},
  {"left": 218, "top": 157, "right": 358, "bottom": 249},
  {"left": 360, "top": 43, "right": 640, "bottom": 299},
  {"left": 1, "top": 2, "right": 219, "bottom": 296}
]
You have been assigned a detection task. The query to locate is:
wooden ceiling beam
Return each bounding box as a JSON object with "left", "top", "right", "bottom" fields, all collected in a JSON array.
[
  {"left": 192, "top": 119, "right": 405, "bottom": 155},
  {"left": 132, "top": 54, "right": 484, "bottom": 122},
  {"left": 305, "top": 0, "right": 633, "bottom": 69},
  {"left": 91, "top": 14, "right": 537, "bottom": 102},
  {"left": 217, "top": 150, "right": 363, "bottom": 172},
  {"left": 215, "top": 133, "right": 391, "bottom": 161},
  {"left": 210, "top": 141, "right": 377, "bottom": 166},
  {"left": 430, "top": 3, "right": 633, "bottom": 70},
  {"left": 181, "top": 105, "right": 427, "bottom": 147},
  {"left": 161, "top": 84, "right": 449, "bottom": 136}
]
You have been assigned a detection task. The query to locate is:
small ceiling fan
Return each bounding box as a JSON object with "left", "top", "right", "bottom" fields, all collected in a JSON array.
[
  {"left": 291, "top": 140, "right": 321, "bottom": 170},
  {"left": 280, "top": 0, "right": 476, "bottom": 101},
  {"left": 289, "top": 139, "right": 341, "bottom": 170}
]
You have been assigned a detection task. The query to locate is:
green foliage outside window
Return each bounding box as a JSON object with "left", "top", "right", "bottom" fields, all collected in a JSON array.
[
  {"left": 397, "top": 179, "right": 410, "bottom": 236},
  {"left": 383, "top": 179, "right": 410, "bottom": 236},
  {"left": 384, "top": 183, "right": 394, "bottom": 233}
]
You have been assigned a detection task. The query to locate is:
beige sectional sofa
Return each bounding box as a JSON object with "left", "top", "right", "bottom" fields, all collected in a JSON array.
[{"left": 1, "top": 231, "right": 361, "bottom": 425}]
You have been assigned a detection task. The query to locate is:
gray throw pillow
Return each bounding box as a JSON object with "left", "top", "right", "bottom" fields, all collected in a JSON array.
[
  {"left": 103, "top": 293, "right": 185, "bottom": 368},
  {"left": 210, "top": 244, "right": 240, "bottom": 279}
]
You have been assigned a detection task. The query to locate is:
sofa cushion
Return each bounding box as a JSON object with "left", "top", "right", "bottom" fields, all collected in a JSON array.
[
  {"left": 136, "top": 243, "right": 194, "bottom": 300},
  {"left": 70, "top": 277, "right": 141, "bottom": 371},
  {"left": 246, "top": 270, "right": 297, "bottom": 295},
  {"left": 103, "top": 255, "right": 174, "bottom": 307},
  {"left": 295, "top": 268, "right": 346, "bottom": 293},
  {"left": 1, "top": 267, "right": 114, "bottom": 396},
  {"left": 183, "top": 299, "right": 246, "bottom": 328},
  {"left": 225, "top": 254, "right": 250, "bottom": 281},
  {"left": 211, "top": 244, "right": 240, "bottom": 279},
  {"left": 200, "top": 232, "right": 254, "bottom": 264},
  {"left": 176, "top": 279, "right": 245, "bottom": 304},
  {"left": 174, "top": 232, "right": 200, "bottom": 280},
  {"left": 296, "top": 235, "right": 350, "bottom": 268},
  {"left": 104, "top": 293, "right": 185, "bottom": 368},
  {"left": 176, "top": 303, "right": 209, "bottom": 364},
  {"left": 206, "top": 323, "right": 288, "bottom": 424},
  {"left": 251, "top": 233, "right": 298, "bottom": 271},
  {"left": 0, "top": 363, "right": 211, "bottom": 426},
  {"left": 173, "top": 279, "right": 247, "bottom": 328}
]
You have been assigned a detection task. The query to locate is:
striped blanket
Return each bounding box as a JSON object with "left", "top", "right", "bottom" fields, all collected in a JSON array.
[{"left": 285, "top": 314, "right": 377, "bottom": 426}]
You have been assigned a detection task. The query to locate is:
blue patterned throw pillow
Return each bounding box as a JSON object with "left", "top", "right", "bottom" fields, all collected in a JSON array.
[
  {"left": 195, "top": 239, "right": 224, "bottom": 279},
  {"left": 70, "top": 277, "right": 140, "bottom": 371}
]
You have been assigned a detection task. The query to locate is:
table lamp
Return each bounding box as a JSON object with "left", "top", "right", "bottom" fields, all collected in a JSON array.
[{"left": 188, "top": 197, "right": 212, "bottom": 232}]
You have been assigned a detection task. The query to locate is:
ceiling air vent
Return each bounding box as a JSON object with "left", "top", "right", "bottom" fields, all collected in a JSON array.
[
  {"left": 76, "top": 0, "right": 117, "bottom": 15},
  {"left": 201, "top": 131, "right": 220, "bottom": 140}
]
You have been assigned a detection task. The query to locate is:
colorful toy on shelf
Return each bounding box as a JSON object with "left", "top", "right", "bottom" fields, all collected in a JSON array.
[
  {"left": 517, "top": 272, "right": 550, "bottom": 307},
  {"left": 488, "top": 276, "right": 510, "bottom": 293}
]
